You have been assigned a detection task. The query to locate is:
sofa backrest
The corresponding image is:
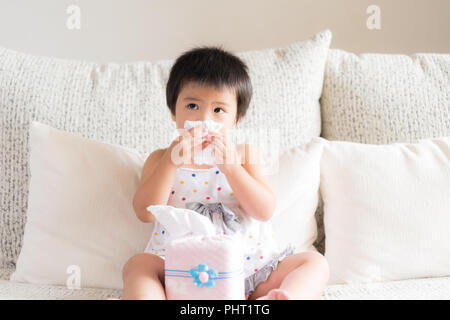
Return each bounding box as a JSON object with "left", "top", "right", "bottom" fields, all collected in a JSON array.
[
  {"left": 0, "top": 30, "right": 331, "bottom": 268},
  {"left": 312, "top": 48, "right": 450, "bottom": 254},
  {"left": 1, "top": 34, "right": 449, "bottom": 268}
]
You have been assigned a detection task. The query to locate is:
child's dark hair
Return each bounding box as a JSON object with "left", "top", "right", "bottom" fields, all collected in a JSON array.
[{"left": 166, "top": 45, "right": 253, "bottom": 124}]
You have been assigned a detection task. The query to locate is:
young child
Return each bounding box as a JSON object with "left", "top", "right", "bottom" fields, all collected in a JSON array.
[{"left": 121, "top": 46, "right": 330, "bottom": 300}]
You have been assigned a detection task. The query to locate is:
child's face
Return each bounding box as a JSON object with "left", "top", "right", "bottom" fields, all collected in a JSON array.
[{"left": 171, "top": 81, "right": 238, "bottom": 134}]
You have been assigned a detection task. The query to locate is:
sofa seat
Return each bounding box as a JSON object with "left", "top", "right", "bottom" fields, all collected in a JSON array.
[
  {"left": 321, "top": 276, "right": 450, "bottom": 300},
  {"left": 0, "top": 267, "right": 121, "bottom": 300},
  {"left": 1, "top": 267, "right": 449, "bottom": 300}
]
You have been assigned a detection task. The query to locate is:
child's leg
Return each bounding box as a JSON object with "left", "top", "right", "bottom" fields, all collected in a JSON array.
[
  {"left": 248, "top": 251, "right": 330, "bottom": 300},
  {"left": 122, "top": 253, "right": 166, "bottom": 300}
]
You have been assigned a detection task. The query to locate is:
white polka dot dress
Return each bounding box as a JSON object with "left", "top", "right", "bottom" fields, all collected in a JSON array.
[{"left": 144, "top": 165, "right": 285, "bottom": 280}]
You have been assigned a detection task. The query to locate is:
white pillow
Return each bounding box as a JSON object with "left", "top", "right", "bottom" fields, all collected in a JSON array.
[
  {"left": 314, "top": 136, "right": 450, "bottom": 285},
  {"left": 320, "top": 49, "right": 450, "bottom": 143},
  {"left": 10, "top": 121, "right": 154, "bottom": 289},
  {"left": 11, "top": 121, "right": 322, "bottom": 289},
  {"left": 269, "top": 139, "right": 324, "bottom": 254}
]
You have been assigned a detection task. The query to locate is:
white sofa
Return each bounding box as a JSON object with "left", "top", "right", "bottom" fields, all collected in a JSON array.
[{"left": 1, "top": 29, "right": 449, "bottom": 299}]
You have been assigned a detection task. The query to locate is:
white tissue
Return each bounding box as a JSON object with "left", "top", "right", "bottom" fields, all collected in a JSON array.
[
  {"left": 147, "top": 204, "right": 216, "bottom": 238},
  {"left": 183, "top": 120, "right": 224, "bottom": 165}
]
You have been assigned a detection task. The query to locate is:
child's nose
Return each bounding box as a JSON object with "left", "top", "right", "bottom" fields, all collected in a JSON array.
[{"left": 198, "top": 114, "right": 211, "bottom": 122}]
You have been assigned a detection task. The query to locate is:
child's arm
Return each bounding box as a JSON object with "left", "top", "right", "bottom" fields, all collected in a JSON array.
[
  {"left": 133, "top": 125, "right": 209, "bottom": 223},
  {"left": 224, "top": 144, "right": 277, "bottom": 222},
  {"left": 132, "top": 148, "right": 177, "bottom": 223}
]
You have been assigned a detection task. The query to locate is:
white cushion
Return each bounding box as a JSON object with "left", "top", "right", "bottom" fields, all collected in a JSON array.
[
  {"left": 320, "top": 49, "right": 450, "bottom": 143},
  {"left": 0, "top": 29, "right": 332, "bottom": 267},
  {"left": 315, "top": 136, "right": 450, "bottom": 285},
  {"left": 10, "top": 121, "right": 153, "bottom": 289},
  {"left": 269, "top": 139, "right": 324, "bottom": 254},
  {"left": 314, "top": 49, "right": 450, "bottom": 256},
  {"left": 10, "top": 121, "right": 322, "bottom": 289}
]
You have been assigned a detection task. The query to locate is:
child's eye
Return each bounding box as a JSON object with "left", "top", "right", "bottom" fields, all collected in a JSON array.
[
  {"left": 186, "top": 103, "right": 198, "bottom": 110},
  {"left": 214, "top": 107, "right": 225, "bottom": 114}
]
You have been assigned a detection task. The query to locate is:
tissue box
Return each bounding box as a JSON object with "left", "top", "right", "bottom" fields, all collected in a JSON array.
[{"left": 164, "top": 234, "right": 245, "bottom": 300}]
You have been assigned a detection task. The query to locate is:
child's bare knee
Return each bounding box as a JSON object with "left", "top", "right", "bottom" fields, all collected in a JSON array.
[
  {"left": 122, "top": 253, "right": 163, "bottom": 281},
  {"left": 304, "top": 251, "right": 330, "bottom": 278}
]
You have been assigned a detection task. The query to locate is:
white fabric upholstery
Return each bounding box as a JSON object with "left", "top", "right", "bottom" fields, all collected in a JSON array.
[
  {"left": 1, "top": 29, "right": 450, "bottom": 299},
  {"left": 2, "top": 267, "right": 449, "bottom": 300},
  {"left": 316, "top": 136, "right": 450, "bottom": 285},
  {"left": 269, "top": 139, "right": 324, "bottom": 254},
  {"left": 313, "top": 48, "right": 450, "bottom": 255},
  {"left": 0, "top": 278, "right": 122, "bottom": 300},
  {"left": 321, "top": 276, "right": 450, "bottom": 300},
  {"left": 0, "top": 29, "right": 332, "bottom": 269},
  {"left": 10, "top": 121, "right": 321, "bottom": 290},
  {"left": 10, "top": 121, "right": 153, "bottom": 289},
  {"left": 320, "top": 49, "right": 450, "bottom": 144}
]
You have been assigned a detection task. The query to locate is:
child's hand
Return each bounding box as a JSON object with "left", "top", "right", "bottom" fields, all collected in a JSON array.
[
  {"left": 208, "top": 129, "right": 241, "bottom": 175},
  {"left": 167, "top": 124, "right": 210, "bottom": 167}
]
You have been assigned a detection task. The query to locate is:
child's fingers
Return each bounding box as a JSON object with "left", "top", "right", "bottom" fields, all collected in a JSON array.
[
  {"left": 190, "top": 137, "right": 208, "bottom": 155},
  {"left": 211, "top": 140, "right": 225, "bottom": 162},
  {"left": 189, "top": 124, "right": 203, "bottom": 135},
  {"left": 188, "top": 124, "right": 208, "bottom": 140},
  {"left": 207, "top": 130, "right": 225, "bottom": 139},
  {"left": 211, "top": 136, "right": 226, "bottom": 150},
  {"left": 202, "top": 140, "right": 211, "bottom": 149}
]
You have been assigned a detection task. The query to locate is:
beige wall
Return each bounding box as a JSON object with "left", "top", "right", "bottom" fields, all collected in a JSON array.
[{"left": 0, "top": 0, "right": 448, "bottom": 63}]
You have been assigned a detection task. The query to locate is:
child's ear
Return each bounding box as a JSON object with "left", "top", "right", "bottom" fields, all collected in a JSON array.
[{"left": 171, "top": 112, "right": 176, "bottom": 122}]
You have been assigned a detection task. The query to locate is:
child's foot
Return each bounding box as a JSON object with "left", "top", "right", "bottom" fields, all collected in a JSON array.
[{"left": 256, "top": 289, "right": 292, "bottom": 300}]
